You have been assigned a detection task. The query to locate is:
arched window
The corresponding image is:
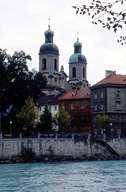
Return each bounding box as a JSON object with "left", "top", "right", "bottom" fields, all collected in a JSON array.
[
  {"left": 42, "top": 58, "right": 46, "bottom": 70},
  {"left": 83, "top": 68, "right": 85, "bottom": 78},
  {"left": 72, "top": 67, "right": 76, "bottom": 78},
  {"left": 54, "top": 59, "right": 57, "bottom": 71}
]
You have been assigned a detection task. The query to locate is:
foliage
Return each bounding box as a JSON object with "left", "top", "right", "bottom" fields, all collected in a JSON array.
[
  {"left": 95, "top": 114, "right": 111, "bottom": 128},
  {"left": 0, "top": 49, "right": 47, "bottom": 134},
  {"left": 73, "top": 0, "right": 126, "bottom": 45},
  {"left": 71, "top": 113, "right": 91, "bottom": 132},
  {"left": 54, "top": 108, "right": 70, "bottom": 132},
  {"left": 16, "top": 97, "right": 38, "bottom": 127},
  {"left": 38, "top": 107, "right": 53, "bottom": 132}
]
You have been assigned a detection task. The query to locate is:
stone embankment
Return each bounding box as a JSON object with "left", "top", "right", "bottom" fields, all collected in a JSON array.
[{"left": 0, "top": 135, "right": 126, "bottom": 163}]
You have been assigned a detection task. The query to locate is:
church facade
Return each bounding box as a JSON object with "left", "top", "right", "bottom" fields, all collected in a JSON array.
[
  {"left": 39, "top": 24, "right": 89, "bottom": 93},
  {"left": 38, "top": 24, "right": 90, "bottom": 123},
  {"left": 39, "top": 24, "right": 68, "bottom": 92}
]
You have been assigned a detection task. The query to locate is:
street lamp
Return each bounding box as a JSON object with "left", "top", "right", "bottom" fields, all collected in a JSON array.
[{"left": 9, "top": 121, "right": 13, "bottom": 137}]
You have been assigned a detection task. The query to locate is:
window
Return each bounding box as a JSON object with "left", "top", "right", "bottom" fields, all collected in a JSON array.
[
  {"left": 94, "top": 93, "right": 97, "bottom": 100},
  {"left": 83, "top": 68, "right": 85, "bottom": 78},
  {"left": 42, "top": 58, "right": 46, "bottom": 70},
  {"left": 54, "top": 105, "right": 57, "bottom": 110},
  {"left": 94, "top": 104, "right": 97, "bottom": 111},
  {"left": 101, "top": 92, "right": 104, "bottom": 99},
  {"left": 72, "top": 67, "right": 76, "bottom": 78},
  {"left": 48, "top": 105, "right": 51, "bottom": 111},
  {"left": 71, "top": 104, "right": 74, "bottom": 110},
  {"left": 100, "top": 104, "right": 104, "bottom": 110},
  {"left": 116, "top": 90, "right": 121, "bottom": 100},
  {"left": 116, "top": 101, "right": 121, "bottom": 111},
  {"left": 54, "top": 59, "right": 57, "bottom": 71}
]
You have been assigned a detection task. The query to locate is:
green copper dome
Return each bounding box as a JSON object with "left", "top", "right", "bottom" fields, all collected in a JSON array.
[
  {"left": 69, "top": 53, "right": 87, "bottom": 64},
  {"left": 69, "top": 38, "right": 87, "bottom": 64},
  {"left": 74, "top": 40, "right": 82, "bottom": 50}
]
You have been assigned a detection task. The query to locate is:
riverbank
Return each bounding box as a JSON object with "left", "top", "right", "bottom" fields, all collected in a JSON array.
[
  {"left": 0, "top": 154, "right": 124, "bottom": 164},
  {"left": 0, "top": 137, "right": 126, "bottom": 163}
]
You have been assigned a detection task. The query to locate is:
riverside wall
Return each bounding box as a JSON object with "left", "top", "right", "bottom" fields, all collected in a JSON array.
[
  {"left": 108, "top": 138, "right": 126, "bottom": 156},
  {"left": 0, "top": 137, "right": 126, "bottom": 160}
]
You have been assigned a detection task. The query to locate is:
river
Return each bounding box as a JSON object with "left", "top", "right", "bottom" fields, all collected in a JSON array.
[{"left": 0, "top": 161, "right": 126, "bottom": 192}]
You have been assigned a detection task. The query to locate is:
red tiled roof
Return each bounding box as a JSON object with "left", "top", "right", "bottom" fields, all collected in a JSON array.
[
  {"left": 93, "top": 74, "right": 126, "bottom": 87},
  {"left": 59, "top": 86, "right": 91, "bottom": 101}
]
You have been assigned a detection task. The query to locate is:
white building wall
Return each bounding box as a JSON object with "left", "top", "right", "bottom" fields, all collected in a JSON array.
[{"left": 39, "top": 105, "right": 59, "bottom": 118}]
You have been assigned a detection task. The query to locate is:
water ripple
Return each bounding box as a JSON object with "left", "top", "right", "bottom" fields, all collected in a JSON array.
[{"left": 0, "top": 161, "right": 126, "bottom": 192}]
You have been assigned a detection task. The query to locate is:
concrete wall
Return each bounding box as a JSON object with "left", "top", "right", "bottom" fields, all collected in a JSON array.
[
  {"left": 108, "top": 138, "right": 126, "bottom": 156},
  {"left": 0, "top": 138, "right": 109, "bottom": 159}
]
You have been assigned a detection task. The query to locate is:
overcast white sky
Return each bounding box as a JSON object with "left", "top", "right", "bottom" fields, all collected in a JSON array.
[{"left": 0, "top": 0, "right": 126, "bottom": 85}]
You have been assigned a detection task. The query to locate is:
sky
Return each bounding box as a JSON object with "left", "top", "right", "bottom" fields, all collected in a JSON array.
[{"left": 0, "top": 0, "right": 126, "bottom": 85}]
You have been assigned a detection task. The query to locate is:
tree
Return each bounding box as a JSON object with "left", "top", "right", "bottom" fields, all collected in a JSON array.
[
  {"left": 54, "top": 108, "right": 70, "bottom": 132},
  {"left": 70, "top": 113, "right": 90, "bottom": 133},
  {"left": 95, "top": 114, "right": 111, "bottom": 129},
  {"left": 0, "top": 49, "right": 47, "bottom": 134},
  {"left": 73, "top": 0, "right": 126, "bottom": 45},
  {"left": 16, "top": 97, "right": 38, "bottom": 128},
  {"left": 38, "top": 107, "right": 53, "bottom": 133}
]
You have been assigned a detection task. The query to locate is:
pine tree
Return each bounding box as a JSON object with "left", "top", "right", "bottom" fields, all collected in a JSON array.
[
  {"left": 54, "top": 108, "right": 70, "bottom": 132},
  {"left": 16, "top": 97, "right": 38, "bottom": 127},
  {"left": 39, "top": 107, "right": 53, "bottom": 133}
]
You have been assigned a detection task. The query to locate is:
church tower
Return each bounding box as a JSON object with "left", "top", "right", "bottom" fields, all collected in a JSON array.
[
  {"left": 39, "top": 21, "right": 67, "bottom": 91},
  {"left": 68, "top": 37, "right": 88, "bottom": 87}
]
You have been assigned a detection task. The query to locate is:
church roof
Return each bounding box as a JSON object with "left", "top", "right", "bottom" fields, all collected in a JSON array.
[
  {"left": 39, "top": 43, "right": 59, "bottom": 55},
  {"left": 69, "top": 53, "right": 87, "bottom": 64},
  {"left": 38, "top": 95, "right": 59, "bottom": 106},
  {"left": 69, "top": 37, "right": 87, "bottom": 64},
  {"left": 59, "top": 86, "right": 91, "bottom": 101},
  {"left": 39, "top": 24, "right": 59, "bottom": 55}
]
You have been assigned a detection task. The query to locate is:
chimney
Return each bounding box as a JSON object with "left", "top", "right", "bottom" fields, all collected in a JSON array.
[{"left": 105, "top": 70, "right": 116, "bottom": 77}]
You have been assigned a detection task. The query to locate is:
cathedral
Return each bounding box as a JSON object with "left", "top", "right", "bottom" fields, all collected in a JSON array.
[
  {"left": 39, "top": 23, "right": 89, "bottom": 94},
  {"left": 37, "top": 23, "right": 91, "bottom": 124}
]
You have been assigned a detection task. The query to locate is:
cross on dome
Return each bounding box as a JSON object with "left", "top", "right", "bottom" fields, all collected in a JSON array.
[
  {"left": 48, "top": 17, "right": 51, "bottom": 30},
  {"left": 77, "top": 32, "right": 79, "bottom": 42}
]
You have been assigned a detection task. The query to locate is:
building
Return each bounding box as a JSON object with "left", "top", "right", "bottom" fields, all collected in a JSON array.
[
  {"left": 68, "top": 37, "right": 88, "bottom": 88},
  {"left": 39, "top": 24, "right": 68, "bottom": 92},
  {"left": 59, "top": 86, "right": 91, "bottom": 132},
  {"left": 91, "top": 72, "right": 126, "bottom": 137},
  {"left": 38, "top": 23, "right": 91, "bottom": 130},
  {"left": 38, "top": 95, "right": 59, "bottom": 117}
]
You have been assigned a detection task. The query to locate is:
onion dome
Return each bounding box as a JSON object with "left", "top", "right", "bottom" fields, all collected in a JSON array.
[
  {"left": 40, "top": 44, "right": 59, "bottom": 55},
  {"left": 39, "top": 25, "right": 59, "bottom": 55},
  {"left": 69, "top": 38, "right": 87, "bottom": 64},
  {"left": 69, "top": 54, "right": 87, "bottom": 64}
]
